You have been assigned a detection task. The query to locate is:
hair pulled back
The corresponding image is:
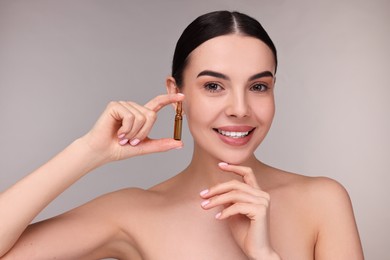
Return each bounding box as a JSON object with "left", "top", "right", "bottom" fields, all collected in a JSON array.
[{"left": 171, "top": 11, "right": 277, "bottom": 87}]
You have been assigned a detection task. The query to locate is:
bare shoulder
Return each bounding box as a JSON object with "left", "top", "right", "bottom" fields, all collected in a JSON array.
[
  {"left": 265, "top": 166, "right": 351, "bottom": 204},
  {"left": 266, "top": 167, "right": 363, "bottom": 258},
  {"left": 91, "top": 187, "right": 164, "bottom": 213},
  {"left": 72, "top": 187, "right": 165, "bottom": 238},
  {"left": 264, "top": 166, "right": 356, "bottom": 228},
  {"left": 81, "top": 187, "right": 166, "bottom": 258},
  {"left": 307, "top": 176, "right": 352, "bottom": 203},
  {"left": 290, "top": 174, "right": 353, "bottom": 212},
  {"left": 295, "top": 174, "right": 350, "bottom": 201}
]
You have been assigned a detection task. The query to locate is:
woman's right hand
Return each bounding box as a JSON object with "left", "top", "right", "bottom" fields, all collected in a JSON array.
[
  {"left": 81, "top": 93, "right": 185, "bottom": 163},
  {"left": 0, "top": 94, "right": 185, "bottom": 259}
]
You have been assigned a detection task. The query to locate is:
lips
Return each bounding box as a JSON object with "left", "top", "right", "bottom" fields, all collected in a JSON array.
[
  {"left": 213, "top": 126, "right": 256, "bottom": 146},
  {"left": 217, "top": 129, "right": 250, "bottom": 138}
]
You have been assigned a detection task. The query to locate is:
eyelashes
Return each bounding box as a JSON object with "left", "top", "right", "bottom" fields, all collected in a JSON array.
[
  {"left": 249, "top": 83, "right": 269, "bottom": 92},
  {"left": 204, "top": 82, "right": 223, "bottom": 93},
  {"left": 203, "top": 82, "right": 269, "bottom": 93}
]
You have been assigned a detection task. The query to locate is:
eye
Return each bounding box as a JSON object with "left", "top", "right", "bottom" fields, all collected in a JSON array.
[
  {"left": 250, "top": 83, "right": 268, "bottom": 92},
  {"left": 204, "top": 82, "right": 224, "bottom": 93}
]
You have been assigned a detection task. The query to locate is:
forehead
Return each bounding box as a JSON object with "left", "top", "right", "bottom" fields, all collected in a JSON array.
[{"left": 186, "top": 34, "right": 275, "bottom": 77}]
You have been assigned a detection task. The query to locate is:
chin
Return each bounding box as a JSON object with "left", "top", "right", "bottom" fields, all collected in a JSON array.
[{"left": 216, "top": 151, "right": 254, "bottom": 165}]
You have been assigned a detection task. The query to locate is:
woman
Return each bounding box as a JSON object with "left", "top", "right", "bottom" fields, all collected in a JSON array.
[{"left": 0, "top": 11, "right": 363, "bottom": 259}]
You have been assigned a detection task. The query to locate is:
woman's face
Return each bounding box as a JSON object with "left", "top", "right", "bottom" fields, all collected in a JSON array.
[{"left": 180, "top": 34, "right": 276, "bottom": 164}]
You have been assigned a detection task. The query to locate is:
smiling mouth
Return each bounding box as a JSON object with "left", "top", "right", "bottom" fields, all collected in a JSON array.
[{"left": 213, "top": 128, "right": 255, "bottom": 138}]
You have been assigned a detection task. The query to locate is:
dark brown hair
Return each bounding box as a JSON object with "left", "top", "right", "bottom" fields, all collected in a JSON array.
[{"left": 171, "top": 10, "right": 277, "bottom": 87}]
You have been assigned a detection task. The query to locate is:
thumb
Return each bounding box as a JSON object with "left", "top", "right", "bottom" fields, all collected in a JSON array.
[{"left": 132, "top": 138, "right": 183, "bottom": 155}]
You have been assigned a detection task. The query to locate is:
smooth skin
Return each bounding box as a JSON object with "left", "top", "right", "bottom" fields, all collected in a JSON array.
[{"left": 0, "top": 35, "right": 364, "bottom": 259}]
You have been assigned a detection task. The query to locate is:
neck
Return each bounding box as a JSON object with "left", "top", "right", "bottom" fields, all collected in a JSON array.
[{"left": 181, "top": 143, "right": 263, "bottom": 189}]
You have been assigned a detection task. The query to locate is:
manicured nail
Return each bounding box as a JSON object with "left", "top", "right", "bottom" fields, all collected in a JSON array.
[
  {"left": 130, "top": 139, "right": 140, "bottom": 146},
  {"left": 199, "top": 189, "right": 209, "bottom": 196},
  {"left": 215, "top": 212, "right": 222, "bottom": 219},
  {"left": 118, "top": 133, "right": 125, "bottom": 139},
  {"left": 201, "top": 200, "right": 210, "bottom": 207},
  {"left": 119, "top": 139, "right": 129, "bottom": 145},
  {"left": 218, "top": 162, "right": 228, "bottom": 167}
]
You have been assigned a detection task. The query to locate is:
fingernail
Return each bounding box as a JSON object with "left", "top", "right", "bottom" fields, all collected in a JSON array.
[
  {"left": 118, "top": 133, "right": 125, "bottom": 139},
  {"left": 215, "top": 212, "right": 222, "bottom": 219},
  {"left": 119, "top": 139, "right": 129, "bottom": 145},
  {"left": 199, "top": 189, "right": 209, "bottom": 196},
  {"left": 177, "top": 93, "right": 185, "bottom": 96},
  {"left": 218, "top": 162, "right": 228, "bottom": 167},
  {"left": 201, "top": 200, "right": 210, "bottom": 207},
  {"left": 130, "top": 139, "right": 140, "bottom": 146}
]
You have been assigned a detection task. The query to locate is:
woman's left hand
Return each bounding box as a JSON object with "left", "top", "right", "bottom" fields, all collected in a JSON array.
[{"left": 200, "top": 163, "right": 280, "bottom": 260}]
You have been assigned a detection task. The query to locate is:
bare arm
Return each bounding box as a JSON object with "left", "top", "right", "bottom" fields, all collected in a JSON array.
[
  {"left": 0, "top": 138, "right": 104, "bottom": 257},
  {"left": 1, "top": 189, "right": 139, "bottom": 260},
  {"left": 0, "top": 94, "right": 185, "bottom": 258}
]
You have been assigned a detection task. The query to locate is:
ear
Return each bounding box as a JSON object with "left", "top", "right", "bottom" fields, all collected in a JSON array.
[
  {"left": 166, "top": 76, "right": 182, "bottom": 112},
  {"left": 166, "top": 76, "right": 178, "bottom": 94}
]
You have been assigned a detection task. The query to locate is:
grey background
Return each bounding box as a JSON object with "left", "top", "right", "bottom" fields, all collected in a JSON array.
[{"left": 0, "top": 0, "right": 389, "bottom": 259}]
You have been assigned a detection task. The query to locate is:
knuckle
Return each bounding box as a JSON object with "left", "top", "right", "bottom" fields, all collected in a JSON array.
[
  {"left": 227, "top": 180, "right": 241, "bottom": 186},
  {"left": 125, "top": 112, "right": 135, "bottom": 121},
  {"left": 244, "top": 166, "right": 254, "bottom": 174},
  {"left": 135, "top": 113, "right": 146, "bottom": 123},
  {"left": 262, "top": 191, "right": 271, "bottom": 201},
  {"left": 230, "top": 189, "right": 239, "bottom": 195},
  {"left": 107, "top": 101, "right": 118, "bottom": 108},
  {"left": 255, "top": 194, "right": 270, "bottom": 207},
  {"left": 235, "top": 202, "right": 247, "bottom": 211},
  {"left": 145, "top": 110, "right": 157, "bottom": 121}
]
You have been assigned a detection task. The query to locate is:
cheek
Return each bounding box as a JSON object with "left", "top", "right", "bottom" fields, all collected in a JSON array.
[
  {"left": 252, "top": 97, "right": 275, "bottom": 123},
  {"left": 183, "top": 97, "right": 210, "bottom": 124},
  {"left": 266, "top": 99, "right": 276, "bottom": 119}
]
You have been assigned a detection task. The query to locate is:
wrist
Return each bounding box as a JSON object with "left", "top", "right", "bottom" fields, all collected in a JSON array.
[{"left": 71, "top": 137, "right": 109, "bottom": 171}]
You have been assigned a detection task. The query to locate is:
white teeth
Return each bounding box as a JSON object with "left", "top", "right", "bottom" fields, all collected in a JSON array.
[{"left": 217, "top": 129, "right": 250, "bottom": 138}]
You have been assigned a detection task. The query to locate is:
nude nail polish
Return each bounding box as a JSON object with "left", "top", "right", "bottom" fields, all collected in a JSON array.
[
  {"left": 218, "top": 162, "right": 228, "bottom": 167},
  {"left": 119, "top": 139, "right": 129, "bottom": 145},
  {"left": 201, "top": 200, "right": 210, "bottom": 207},
  {"left": 199, "top": 189, "right": 209, "bottom": 196},
  {"left": 130, "top": 139, "right": 140, "bottom": 146}
]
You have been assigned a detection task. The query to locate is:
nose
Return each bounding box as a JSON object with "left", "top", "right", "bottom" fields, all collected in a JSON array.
[{"left": 225, "top": 91, "right": 251, "bottom": 118}]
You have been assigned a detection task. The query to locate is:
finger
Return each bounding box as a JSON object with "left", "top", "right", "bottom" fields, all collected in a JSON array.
[
  {"left": 216, "top": 202, "right": 268, "bottom": 220},
  {"left": 126, "top": 137, "right": 183, "bottom": 156},
  {"left": 218, "top": 162, "right": 260, "bottom": 189},
  {"left": 201, "top": 190, "right": 269, "bottom": 210},
  {"left": 118, "top": 101, "right": 157, "bottom": 145},
  {"left": 144, "top": 93, "right": 185, "bottom": 112},
  {"left": 117, "top": 101, "right": 147, "bottom": 141},
  {"left": 105, "top": 101, "right": 138, "bottom": 139},
  {"left": 200, "top": 180, "right": 266, "bottom": 200},
  {"left": 124, "top": 102, "right": 157, "bottom": 144}
]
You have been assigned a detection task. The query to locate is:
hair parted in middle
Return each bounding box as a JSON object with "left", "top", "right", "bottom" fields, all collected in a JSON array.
[{"left": 171, "top": 10, "right": 278, "bottom": 88}]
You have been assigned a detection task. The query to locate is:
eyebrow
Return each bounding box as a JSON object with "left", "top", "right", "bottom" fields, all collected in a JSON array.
[{"left": 197, "top": 70, "right": 274, "bottom": 81}]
